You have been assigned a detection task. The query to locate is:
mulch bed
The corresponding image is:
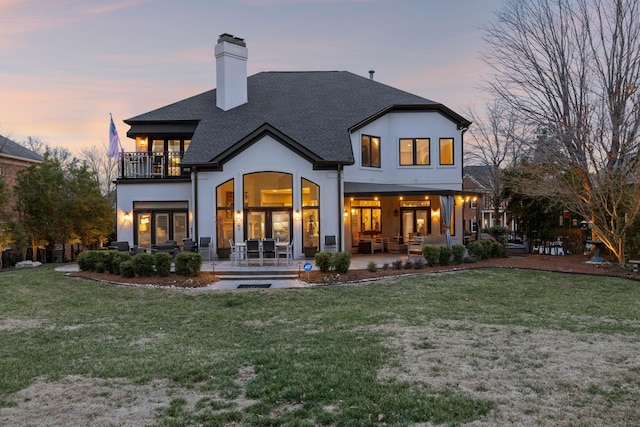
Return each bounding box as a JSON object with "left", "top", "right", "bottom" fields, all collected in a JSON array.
[{"left": 68, "top": 253, "right": 640, "bottom": 288}]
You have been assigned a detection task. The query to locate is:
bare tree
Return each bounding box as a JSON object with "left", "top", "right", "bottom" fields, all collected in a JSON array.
[
  {"left": 465, "top": 99, "right": 534, "bottom": 225},
  {"left": 20, "top": 136, "right": 74, "bottom": 168},
  {"left": 20, "top": 136, "right": 45, "bottom": 155},
  {"left": 483, "top": 0, "right": 640, "bottom": 263},
  {"left": 80, "top": 144, "right": 117, "bottom": 196}
]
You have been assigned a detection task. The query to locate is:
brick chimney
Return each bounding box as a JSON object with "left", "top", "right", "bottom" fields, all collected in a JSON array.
[{"left": 215, "top": 33, "right": 248, "bottom": 111}]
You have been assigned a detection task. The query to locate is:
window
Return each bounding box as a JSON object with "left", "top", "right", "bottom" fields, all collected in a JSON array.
[
  {"left": 133, "top": 201, "right": 189, "bottom": 247},
  {"left": 361, "top": 135, "right": 381, "bottom": 168},
  {"left": 349, "top": 199, "right": 381, "bottom": 247},
  {"left": 216, "top": 179, "right": 234, "bottom": 248},
  {"left": 302, "top": 178, "right": 320, "bottom": 250},
  {"left": 242, "top": 172, "right": 293, "bottom": 241},
  {"left": 439, "top": 138, "right": 454, "bottom": 165},
  {"left": 399, "top": 138, "right": 430, "bottom": 165}
]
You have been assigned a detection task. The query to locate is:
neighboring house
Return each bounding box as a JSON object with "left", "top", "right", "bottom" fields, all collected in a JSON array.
[
  {"left": 463, "top": 165, "right": 515, "bottom": 233},
  {"left": 0, "top": 135, "right": 44, "bottom": 220},
  {"left": 116, "top": 34, "right": 471, "bottom": 257}
]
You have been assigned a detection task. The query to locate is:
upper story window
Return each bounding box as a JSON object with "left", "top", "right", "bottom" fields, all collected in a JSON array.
[
  {"left": 439, "top": 138, "right": 454, "bottom": 165},
  {"left": 399, "top": 138, "right": 430, "bottom": 166},
  {"left": 361, "top": 135, "right": 381, "bottom": 168}
]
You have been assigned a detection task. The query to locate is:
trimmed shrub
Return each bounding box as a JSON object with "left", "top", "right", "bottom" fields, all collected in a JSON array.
[
  {"left": 413, "top": 257, "right": 424, "bottom": 269},
  {"left": 382, "top": 263, "right": 389, "bottom": 271},
  {"left": 439, "top": 245, "right": 453, "bottom": 266},
  {"left": 132, "top": 252, "right": 155, "bottom": 277},
  {"left": 175, "top": 252, "right": 202, "bottom": 276},
  {"left": 403, "top": 259, "right": 414, "bottom": 269},
  {"left": 491, "top": 242, "right": 504, "bottom": 258},
  {"left": 154, "top": 252, "right": 172, "bottom": 277},
  {"left": 99, "top": 250, "right": 117, "bottom": 274},
  {"left": 112, "top": 252, "right": 132, "bottom": 275},
  {"left": 392, "top": 259, "right": 403, "bottom": 270},
  {"left": 95, "top": 262, "right": 105, "bottom": 273},
  {"left": 120, "top": 260, "right": 135, "bottom": 278},
  {"left": 333, "top": 251, "right": 351, "bottom": 274},
  {"left": 480, "top": 240, "right": 493, "bottom": 259},
  {"left": 452, "top": 244, "right": 465, "bottom": 265},
  {"left": 422, "top": 245, "right": 441, "bottom": 267},
  {"left": 467, "top": 241, "right": 486, "bottom": 261},
  {"left": 315, "top": 251, "right": 333, "bottom": 273},
  {"left": 77, "top": 250, "right": 101, "bottom": 271},
  {"left": 366, "top": 261, "right": 377, "bottom": 272}
]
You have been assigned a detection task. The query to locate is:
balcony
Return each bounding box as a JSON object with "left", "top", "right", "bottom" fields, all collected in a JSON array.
[{"left": 118, "top": 152, "right": 190, "bottom": 180}]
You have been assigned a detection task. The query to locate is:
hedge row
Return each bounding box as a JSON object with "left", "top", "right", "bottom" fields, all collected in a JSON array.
[
  {"left": 420, "top": 244, "right": 467, "bottom": 267},
  {"left": 417, "top": 242, "right": 503, "bottom": 267},
  {"left": 466, "top": 240, "right": 504, "bottom": 260},
  {"left": 77, "top": 250, "right": 202, "bottom": 277}
]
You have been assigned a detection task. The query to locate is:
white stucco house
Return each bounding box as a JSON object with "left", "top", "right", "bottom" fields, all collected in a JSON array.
[{"left": 115, "top": 33, "right": 471, "bottom": 258}]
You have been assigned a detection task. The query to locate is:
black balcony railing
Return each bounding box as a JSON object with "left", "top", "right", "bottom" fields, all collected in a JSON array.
[{"left": 118, "top": 152, "right": 190, "bottom": 179}]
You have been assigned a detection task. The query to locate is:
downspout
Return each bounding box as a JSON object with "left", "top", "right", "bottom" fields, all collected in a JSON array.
[
  {"left": 338, "top": 164, "right": 343, "bottom": 251},
  {"left": 460, "top": 126, "right": 469, "bottom": 242},
  {"left": 193, "top": 167, "right": 198, "bottom": 240}
]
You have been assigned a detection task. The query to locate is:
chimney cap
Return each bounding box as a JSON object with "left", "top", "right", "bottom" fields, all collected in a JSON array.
[
  {"left": 368, "top": 70, "right": 375, "bottom": 80},
  {"left": 218, "top": 33, "right": 246, "bottom": 47}
]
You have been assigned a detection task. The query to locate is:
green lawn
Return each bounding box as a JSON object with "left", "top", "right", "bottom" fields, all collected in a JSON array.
[{"left": 1, "top": 266, "right": 639, "bottom": 426}]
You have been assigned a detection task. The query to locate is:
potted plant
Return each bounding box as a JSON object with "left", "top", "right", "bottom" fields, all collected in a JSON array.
[
  {"left": 216, "top": 246, "right": 231, "bottom": 260},
  {"left": 303, "top": 244, "right": 318, "bottom": 259}
]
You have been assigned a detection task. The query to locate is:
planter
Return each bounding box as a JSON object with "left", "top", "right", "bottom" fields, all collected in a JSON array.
[
  {"left": 303, "top": 246, "right": 318, "bottom": 259},
  {"left": 216, "top": 247, "right": 231, "bottom": 260}
]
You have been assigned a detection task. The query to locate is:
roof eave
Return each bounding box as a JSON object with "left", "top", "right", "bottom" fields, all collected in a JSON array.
[{"left": 349, "top": 104, "right": 472, "bottom": 133}]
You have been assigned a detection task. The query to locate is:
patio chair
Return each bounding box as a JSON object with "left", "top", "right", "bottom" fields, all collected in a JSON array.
[
  {"left": 198, "top": 237, "right": 212, "bottom": 260},
  {"left": 183, "top": 239, "right": 197, "bottom": 252},
  {"left": 245, "top": 239, "right": 261, "bottom": 266},
  {"left": 324, "top": 235, "right": 337, "bottom": 252},
  {"left": 229, "top": 239, "right": 244, "bottom": 265},
  {"left": 262, "top": 238, "right": 277, "bottom": 266},
  {"left": 117, "top": 241, "right": 130, "bottom": 252},
  {"left": 278, "top": 238, "right": 293, "bottom": 266}
]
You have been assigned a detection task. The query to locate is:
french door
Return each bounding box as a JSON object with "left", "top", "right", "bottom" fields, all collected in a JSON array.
[
  {"left": 245, "top": 209, "right": 291, "bottom": 242},
  {"left": 401, "top": 208, "right": 431, "bottom": 240}
]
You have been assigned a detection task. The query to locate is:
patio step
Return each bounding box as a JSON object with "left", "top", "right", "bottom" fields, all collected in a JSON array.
[{"left": 215, "top": 270, "right": 299, "bottom": 281}]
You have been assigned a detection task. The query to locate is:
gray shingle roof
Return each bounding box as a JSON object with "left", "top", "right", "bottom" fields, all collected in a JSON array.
[
  {"left": 0, "top": 135, "right": 44, "bottom": 162},
  {"left": 463, "top": 165, "right": 493, "bottom": 189},
  {"left": 125, "top": 71, "right": 470, "bottom": 166}
]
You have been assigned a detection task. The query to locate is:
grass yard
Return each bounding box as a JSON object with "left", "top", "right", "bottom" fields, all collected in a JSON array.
[{"left": 0, "top": 265, "right": 639, "bottom": 426}]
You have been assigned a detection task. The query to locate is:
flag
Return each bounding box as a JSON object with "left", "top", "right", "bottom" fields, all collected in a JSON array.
[{"left": 108, "top": 115, "right": 121, "bottom": 158}]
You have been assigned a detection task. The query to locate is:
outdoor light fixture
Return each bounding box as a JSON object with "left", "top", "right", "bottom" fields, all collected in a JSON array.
[
  {"left": 123, "top": 211, "right": 131, "bottom": 222},
  {"left": 294, "top": 209, "right": 301, "bottom": 221},
  {"left": 235, "top": 210, "right": 242, "bottom": 221},
  {"left": 343, "top": 209, "right": 348, "bottom": 217}
]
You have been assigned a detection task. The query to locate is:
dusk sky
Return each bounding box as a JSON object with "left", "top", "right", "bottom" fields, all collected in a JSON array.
[{"left": 1, "top": 0, "right": 504, "bottom": 155}]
